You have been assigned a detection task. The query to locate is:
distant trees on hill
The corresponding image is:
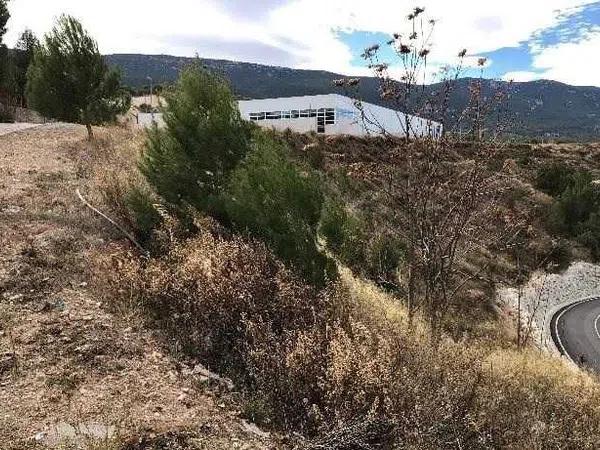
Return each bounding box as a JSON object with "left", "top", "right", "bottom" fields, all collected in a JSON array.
[
  {"left": 1, "top": 29, "right": 39, "bottom": 109},
  {"left": 26, "top": 15, "right": 130, "bottom": 139}
]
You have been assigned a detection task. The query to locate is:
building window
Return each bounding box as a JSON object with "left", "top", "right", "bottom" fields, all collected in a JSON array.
[
  {"left": 325, "top": 108, "right": 335, "bottom": 125},
  {"left": 249, "top": 112, "right": 265, "bottom": 121},
  {"left": 317, "top": 116, "right": 325, "bottom": 133},
  {"left": 266, "top": 111, "right": 282, "bottom": 120},
  {"left": 248, "top": 107, "right": 335, "bottom": 125}
]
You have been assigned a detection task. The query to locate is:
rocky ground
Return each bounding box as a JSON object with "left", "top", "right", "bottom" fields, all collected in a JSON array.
[{"left": 0, "top": 124, "right": 278, "bottom": 449}]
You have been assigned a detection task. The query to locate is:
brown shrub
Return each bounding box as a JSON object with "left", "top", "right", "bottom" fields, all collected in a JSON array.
[
  {"left": 95, "top": 225, "right": 600, "bottom": 449},
  {"left": 94, "top": 227, "right": 334, "bottom": 372}
]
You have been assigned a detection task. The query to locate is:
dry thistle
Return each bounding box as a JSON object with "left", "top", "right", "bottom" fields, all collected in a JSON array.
[
  {"left": 399, "top": 44, "right": 412, "bottom": 55},
  {"left": 361, "top": 44, "right": 380, "bottom": 59}
]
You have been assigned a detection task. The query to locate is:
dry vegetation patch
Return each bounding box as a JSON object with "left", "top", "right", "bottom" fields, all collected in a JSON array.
[
  {"left": 82, "top": 126, "right": 600, "bottom": 448},
  {"left": 0, "top": 124, "right": 277, "bottom": 449}
]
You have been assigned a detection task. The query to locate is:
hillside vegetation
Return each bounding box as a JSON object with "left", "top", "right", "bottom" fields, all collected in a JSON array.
[
  {"left": 106, "top": 53, "right": 600, "bottom": 140},
  {"left": 73, "top": 64, "right": 600, "bottom": 449},
  {"left": 5, "top": 9, "right": 600, "bottom": 448}
]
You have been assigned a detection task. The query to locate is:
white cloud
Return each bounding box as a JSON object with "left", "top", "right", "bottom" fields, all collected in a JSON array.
[
  {"left": 530, "top": 28, "right": 600, "bottom": 86},
  {"left": 4, "top": 0, "right": 598, "bottom": 85},
  {"left": 502, "top": 71, "right": 542, "bottom": 82}
]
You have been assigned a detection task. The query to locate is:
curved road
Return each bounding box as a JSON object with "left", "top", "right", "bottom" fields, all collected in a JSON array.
[{"left": 552, "top": 297, "right": 600, "bottom": 371}]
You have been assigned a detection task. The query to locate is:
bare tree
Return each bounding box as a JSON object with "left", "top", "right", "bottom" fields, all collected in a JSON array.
[{"left": 335, "top": 7, "right": 516, "bottom": 340}]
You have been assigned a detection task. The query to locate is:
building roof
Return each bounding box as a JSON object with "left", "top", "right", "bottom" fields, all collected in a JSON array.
[{"left": 239, "top": 94, "right": 367, "bottom": 110}]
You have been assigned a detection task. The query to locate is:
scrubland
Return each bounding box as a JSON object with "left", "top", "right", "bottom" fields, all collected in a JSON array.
[{"left": 77, "top": 123, "right": 600, "bottom": 449}]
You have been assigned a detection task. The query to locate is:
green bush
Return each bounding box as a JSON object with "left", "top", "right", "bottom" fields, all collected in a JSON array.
[
  {"left": 320, "top": 198, "right": 366, "bottom": 267},
  {"left": 225, "top": 131, "right": 335, "bottom": 286},
  {"left": 534, "top": 163, "right": 577, "bottom": 197},
  {"left": 366, "top": 233, "right": 405, "bottom": 283},
  {"left": 544, "top": 170, "right": 600, "bottom": 261},
  {"left": 123, "top": 186, "right": 162, "bottom": 242},
  {"left": 320, "top": 198, "right": 404, "bottom": 286},
  {"left": 0, "top": 108, "right": 14, "bottom": 123},
  {"left": 576, "top": 212, "right": 600, "bottom": 261},
  {"left": 140, "top": 63, "right": 251, "bottom": 218},
  {"left": 549, "top": 172, "right": 599, "bottom": 234}
]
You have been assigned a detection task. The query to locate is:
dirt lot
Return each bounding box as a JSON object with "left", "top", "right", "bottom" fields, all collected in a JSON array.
[{"left": 0, "top": 124, "right": 277, "bottom": 449}]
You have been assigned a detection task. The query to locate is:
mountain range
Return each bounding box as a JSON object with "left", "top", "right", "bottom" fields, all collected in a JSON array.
[{"left": 105, "top": 54, "right": 600, "bottom": 140}]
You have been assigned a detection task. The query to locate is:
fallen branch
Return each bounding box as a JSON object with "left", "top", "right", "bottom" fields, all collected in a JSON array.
[{"left": 76, "top": 188, "right": 149, "bottom": 257}]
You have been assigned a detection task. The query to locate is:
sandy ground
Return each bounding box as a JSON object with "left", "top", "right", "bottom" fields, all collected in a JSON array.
[{"left": 0, "top": 124, "right": 277, "bottom": 449}]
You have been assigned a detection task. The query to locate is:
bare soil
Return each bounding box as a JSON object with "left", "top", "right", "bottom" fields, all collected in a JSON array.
[{"left": 0, "top": 124, "right": 278, "bottom": 449}]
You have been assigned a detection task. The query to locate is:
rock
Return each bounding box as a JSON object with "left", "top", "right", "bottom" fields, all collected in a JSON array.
[
  {"left": 35, "top": 422, "right": 115, "bottom": 447},
  {"left": 0, "top": 353, "right": 16, "bottom": 375},
  {"left": 240, "top": 420, "right": 271, "bottom": 439},
  {"left": 34, "top": 431, "right": 46, "bottom": 442},
  {"left": 188, "top": 363, "right": 235, "bottom": 391}
]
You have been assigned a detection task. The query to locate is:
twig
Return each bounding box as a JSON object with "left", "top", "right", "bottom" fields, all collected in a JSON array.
[{"left": 76, "top": 188, "right": 150, "bottom": 257}]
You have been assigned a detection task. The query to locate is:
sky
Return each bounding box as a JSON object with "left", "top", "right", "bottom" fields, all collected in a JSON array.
[{"left": 5, "top": 0, "right": 600, "bottom": 86}]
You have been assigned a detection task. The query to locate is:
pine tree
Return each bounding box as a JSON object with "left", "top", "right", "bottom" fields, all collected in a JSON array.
[
  {"left": 26, "top": 15, "right": 130, "bottom": 139},
  {"left": 14, "top": 30, "right": 38, "bottom": 100},
  {"left": 140, "top": 63, "right": 251, "bottom": 216},
  {"left": 0, "top": 0, "right": 8, "bottom": 43},
  {"left": 0, "top": 0, "right": 10, "bottom": 89}
]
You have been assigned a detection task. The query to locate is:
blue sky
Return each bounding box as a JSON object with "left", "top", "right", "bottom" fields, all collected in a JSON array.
[
  {"left": 6, "top": 0, "right": 600, "bottom": 86},
  {"left": 338, "top": 2, "right": 600, "bottom": 84}
]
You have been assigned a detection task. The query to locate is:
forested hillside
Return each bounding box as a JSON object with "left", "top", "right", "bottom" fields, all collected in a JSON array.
[{"left": 107, "top": 53, "right": 600, "bottom": 140}]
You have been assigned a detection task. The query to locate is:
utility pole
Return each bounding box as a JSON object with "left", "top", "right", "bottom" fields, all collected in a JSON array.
[
  {"left": 146, "top": 76, "right": 154, "bottom": 123},
  {"left": 146, "top": 76, "right": 153, "bottom": 108}
]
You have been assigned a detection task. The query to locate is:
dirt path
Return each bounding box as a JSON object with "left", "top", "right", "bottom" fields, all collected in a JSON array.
[
  {"left": 0, "top": 123, "right": 43, "bottom": 137},
  {"left": 0, "top": 124, "right": 276, "bottom": 449}
]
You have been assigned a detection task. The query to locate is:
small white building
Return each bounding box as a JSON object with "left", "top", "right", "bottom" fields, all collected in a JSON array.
[{"left": 238, "top": 94, "right": 442, "bottom": 138}]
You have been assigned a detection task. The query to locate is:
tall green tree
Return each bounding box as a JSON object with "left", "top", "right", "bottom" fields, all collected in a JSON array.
[
  {"left": 140, "top": 63, "right": 251, "bottom": 216},
  {"left": 26, "top": 15, "right": 130, "bottom": 139},
  {"left": 14, "top": 29, "right": 38, "bottom": 97},
  {"left": 0, "top": 0, "right": 10, "bottom": 88},
  {"left": 0, "top": 0, "right": 8, "bottom": 43},
  {"left": 2, "top": 29, "right": 38, "bottom": 105}
]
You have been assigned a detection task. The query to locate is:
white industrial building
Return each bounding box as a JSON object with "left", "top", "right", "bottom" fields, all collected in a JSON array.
[{"left": 238, "top": 94, "right": 442, "bottom": 138}]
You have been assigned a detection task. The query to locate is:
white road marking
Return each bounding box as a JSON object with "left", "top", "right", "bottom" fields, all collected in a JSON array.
[
  {"left": 554, "top": 297, "right": 600, "bottom": 365},
  {"left": 595, "top": 314, "right": 600, "bottom": 342}
]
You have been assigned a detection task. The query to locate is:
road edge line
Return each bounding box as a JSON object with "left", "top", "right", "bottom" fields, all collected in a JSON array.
[{"left": 549, "top": 296, "right": 600, "bottom": 367}]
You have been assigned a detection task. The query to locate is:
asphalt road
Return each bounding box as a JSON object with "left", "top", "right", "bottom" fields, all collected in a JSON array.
[{"left": 552, "top": 297, "right": 600, "bottom": 371}]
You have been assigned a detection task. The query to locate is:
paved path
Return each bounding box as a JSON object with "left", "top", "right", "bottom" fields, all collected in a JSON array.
[
  {"left": 552, "top": 297, "right": 600, "bottom": 371},
  {"left": 0, "top": 122, "right": 42, "bottom": 136}
]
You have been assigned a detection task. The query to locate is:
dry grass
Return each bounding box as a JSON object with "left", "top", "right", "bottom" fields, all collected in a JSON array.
[
  {"left": 70, "top": 124, "right": 600, "bottom": 449},
  {"left": 94, "top": 221, "right": 600, "bottom": 448},
  {"left": 82, "top": 126, "right": 600, "bottom": 448},
  {"left": 0, "top": 124, "right": 277, "bottom": 449}
]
